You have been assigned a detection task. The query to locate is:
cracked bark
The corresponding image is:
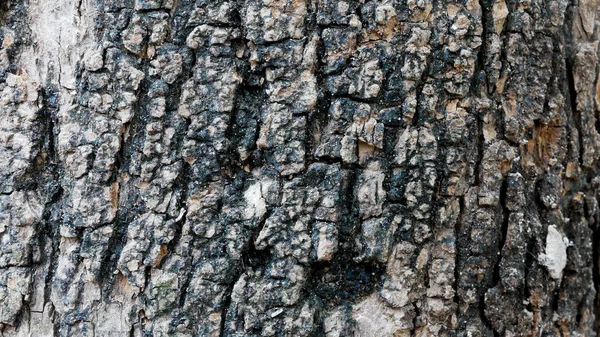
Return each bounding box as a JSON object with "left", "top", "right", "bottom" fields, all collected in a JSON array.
[{"left": 1, "top": 0, "right": 600, "bottom": 336}]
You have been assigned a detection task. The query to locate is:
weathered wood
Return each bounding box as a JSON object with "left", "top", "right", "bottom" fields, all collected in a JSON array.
[{"left": 0, "top": 0, "right": 599, "bottom": 336}]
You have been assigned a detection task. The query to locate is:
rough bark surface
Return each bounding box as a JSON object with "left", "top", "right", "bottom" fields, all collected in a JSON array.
[{"left": 0, "top": 0, "right": 599, "bottom": 336}]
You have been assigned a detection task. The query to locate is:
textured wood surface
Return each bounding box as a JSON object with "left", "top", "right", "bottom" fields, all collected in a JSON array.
[{"left": 0, "top": 0, "right": 599, "bottom": 336}]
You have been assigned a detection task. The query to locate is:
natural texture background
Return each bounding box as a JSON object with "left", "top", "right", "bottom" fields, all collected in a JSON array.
[{"left": 0, "top": 0, "right": 599, "bottom": 336}]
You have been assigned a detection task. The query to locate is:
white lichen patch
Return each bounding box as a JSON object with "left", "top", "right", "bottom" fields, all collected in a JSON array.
[
  {"left": 539, "top": 225, "right": 567, "bottom": 280},
  {"left": 243, "top": 181, "right": 267, "bottom": 220},
  {"left": 21, "top": 0, "right": 99, "bottom": 88},
  {"left": 352, "top": 294, "right": 412, "bottom": 337}
]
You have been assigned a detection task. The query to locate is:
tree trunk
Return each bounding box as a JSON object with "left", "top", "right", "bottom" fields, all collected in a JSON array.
[{"left": 0, "top": 0, "right": 598, "bottom": 336}]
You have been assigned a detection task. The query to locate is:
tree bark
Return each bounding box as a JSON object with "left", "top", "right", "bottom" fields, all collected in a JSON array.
[{"left": 0, "top": 0, "right": 599, "bottom": 336}]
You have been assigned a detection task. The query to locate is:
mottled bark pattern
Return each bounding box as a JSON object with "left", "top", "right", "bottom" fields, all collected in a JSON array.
[{"left": 0, "top": 0, "right": 599, "bottom": 336}]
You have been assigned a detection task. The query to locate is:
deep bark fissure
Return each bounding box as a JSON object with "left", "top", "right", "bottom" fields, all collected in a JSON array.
[{"left": 565, "top": 58, "right": 582, "bottom": 167}]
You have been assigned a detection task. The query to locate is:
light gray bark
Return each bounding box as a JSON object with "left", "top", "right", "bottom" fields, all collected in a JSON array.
[{"left": 0, "top": 0, "right": 599, "bottom": 336}]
